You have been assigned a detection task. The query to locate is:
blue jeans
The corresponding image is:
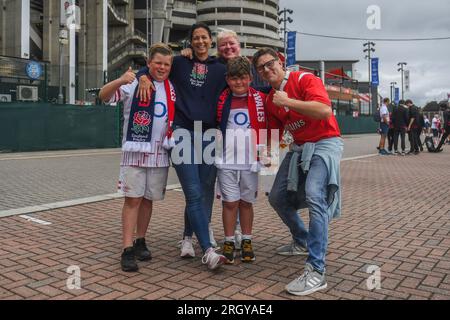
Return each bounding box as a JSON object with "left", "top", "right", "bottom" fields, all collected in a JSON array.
[
  {"left": 269, "top": 152, "right": 329, "bottom": 273},
  {"left": 171, "top": 129, "right": 217, "bottom": 253}
]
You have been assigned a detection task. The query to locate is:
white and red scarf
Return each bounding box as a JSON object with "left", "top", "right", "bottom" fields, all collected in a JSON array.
[
  {"left": 216, "top": 87, "right": 267, "bottom": 145},
  {"left": 122, "top": 75, "right": 176, "bottom": 152}
]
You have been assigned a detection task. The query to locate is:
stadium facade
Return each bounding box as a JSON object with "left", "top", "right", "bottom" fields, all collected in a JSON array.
[{"left": 0, "top": 0, "right": 283, "bottom": 103}]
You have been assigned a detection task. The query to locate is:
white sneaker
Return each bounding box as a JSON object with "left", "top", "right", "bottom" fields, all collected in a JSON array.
[
  {"left": 201, "top": 248, "right": 227, "bottom": 270},
  {"left": 234, "top": 229, "right": 242, "bottom": 250},
  {"left": 180, "top": 237, "right": 195, "bottom": 258},
  {"left": 208, "top": 224, "right": 218, "bottom": 249},
  {"left": 286, "top": 264, "right": 327, "bottom": 296}
]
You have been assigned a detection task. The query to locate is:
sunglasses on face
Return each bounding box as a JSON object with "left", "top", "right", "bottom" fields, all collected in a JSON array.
[{"left": 256, "top": 59, "right": 278, "bottom": 73}]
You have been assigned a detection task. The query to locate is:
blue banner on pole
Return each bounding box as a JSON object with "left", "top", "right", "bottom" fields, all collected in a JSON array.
[
  {"left": 394, "top": 87, "right": 400, "bottom": 104},
  {"left": 286, "top": 31, "right": 296, "bottom": 67},
  {"left": 371, "top": 58, "right": 379, "bottom": 86}
]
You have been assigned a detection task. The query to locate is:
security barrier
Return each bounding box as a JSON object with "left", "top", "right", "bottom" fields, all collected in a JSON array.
[
  {"left": 0, "top": 103, "right": 376, "bottom": 153},
  {"left": 336, "top": 115, "right": 378, "bottom": 135},
  {"left": 0, "top": 103, "right": 122, "bottom": 152}
]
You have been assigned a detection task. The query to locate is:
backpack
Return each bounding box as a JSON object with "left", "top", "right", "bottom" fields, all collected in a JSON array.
[
  {"left": 419, "top": 113, "right": 425, "bottom": 128},
  {"left": 373, "top": 111, "right": 381, "bottom": 123},
  {"left": 425, "top": 136, "right": 436, "bottom": 152}
]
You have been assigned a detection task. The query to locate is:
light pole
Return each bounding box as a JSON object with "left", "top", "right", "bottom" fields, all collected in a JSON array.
[
  {"left": 397, "top": 62, "right": 407, "bottom": 100},
  {"left": 390, "top": 81, "right": 397, "bottom": 102},
  {"left": 363, "top": 41, "right": 375, "bottom": 113},
  {"left": 146, "top": 0, "right": 153, "bottom": 53},
  {"left": 278, "top": 8, "right": 293, "bottom": 68},
  {"left": 58, "top": 30, "right": 68, "bottom": 104}
]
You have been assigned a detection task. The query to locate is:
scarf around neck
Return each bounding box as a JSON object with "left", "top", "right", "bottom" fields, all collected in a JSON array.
[
  {"left": 217, "top": 87, "right": 266, "bottom": 145},
  {"left": 122, "top": 75, "right": 176, "bottom": 152}
]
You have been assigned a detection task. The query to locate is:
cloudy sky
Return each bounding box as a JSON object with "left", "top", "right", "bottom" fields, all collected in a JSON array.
[{"left": 279, "top": 0, "right": 450, "bottom": 106}]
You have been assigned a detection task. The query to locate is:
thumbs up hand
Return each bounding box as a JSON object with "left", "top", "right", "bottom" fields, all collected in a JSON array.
[{"left": 120, "top": 66, "right": 136, "bottom": 85}]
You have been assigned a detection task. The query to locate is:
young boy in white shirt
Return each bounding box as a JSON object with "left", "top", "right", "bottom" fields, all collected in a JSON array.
[
  {"left": 216, "top": 57, "right": 268, "bottom": 263},
  {"left": 99, "top": 43, "right": 175, "bottom": 272}
]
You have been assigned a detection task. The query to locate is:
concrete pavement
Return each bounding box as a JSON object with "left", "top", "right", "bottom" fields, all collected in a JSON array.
[
  {"left": 0, "top": 134, "right": 380, "bottom": 213},
  {"left": 0, "top": 135, "right": 449, "bottom": 300}
]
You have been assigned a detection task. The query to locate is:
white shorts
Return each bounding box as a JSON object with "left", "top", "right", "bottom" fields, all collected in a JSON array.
[
  {"left": 217, "top": 169, "right": 258, "bottom": 203},
  {"left": 118, "top": 166, "right": 169, "bottom": 201}
]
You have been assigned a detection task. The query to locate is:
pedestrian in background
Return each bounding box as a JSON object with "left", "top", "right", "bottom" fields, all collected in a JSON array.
[
  {"left": 377, "top": 98, "right": 391, "bottom": 155},
  {"left": 435, "top": 101, "right": 450, "bottom": 152},
  {"left": 417, "top": 107, "right": 425, "bottom": 152},
  {"left": 423, "top": 114, "right": 430, "bottom": 135},
  {"left": 387, "top": 102, "right": 395, "bottom": 154},
  {"left": 406, "top": 99, "right": 420, "bottom": 155},
  {"left": 431, "top": 114, "right": 439, "bottom": 145},
  {"left": 392, "top": 100, "right": 409, "bottom": 156}
]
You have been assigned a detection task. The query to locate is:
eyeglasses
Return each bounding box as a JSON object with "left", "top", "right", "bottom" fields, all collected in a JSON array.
[{"left": 256, "top": 59, "right": 278, "bottom": 73}]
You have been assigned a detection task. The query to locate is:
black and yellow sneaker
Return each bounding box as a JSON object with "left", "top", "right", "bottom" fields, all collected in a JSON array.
[
  {"left": 222, "top": 241, "right": 235, "bottom": 264},
  {"left": 241, "top": 239, "right": 256, "bottom": 262}
]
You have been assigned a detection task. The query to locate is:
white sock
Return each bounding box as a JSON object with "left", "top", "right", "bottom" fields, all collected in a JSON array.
[
  {"left": 225, "top": 236, "right": 235, "bottom": 243},
  {"left": 242, "top": 234, "right": 252, "bottom": 241}
]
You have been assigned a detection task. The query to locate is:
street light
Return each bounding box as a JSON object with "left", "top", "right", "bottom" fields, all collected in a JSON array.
[
  {"left": 390, "top": 81, "right": 397, "bottom": 102},
  {"left": 146, "top": 0, "right": 153, "bottom": 53},
  {"left": 363, "top": 41, "right": 375, "bottom": 112},
  {"left": 397, "top": 62, "right": 407, "bottom": 100},
  {"left": 278, "top": 8, "right": 293, "bottom": 68},
  {"left": 58, "top": 29, "right": 68, "bottom": 104}
]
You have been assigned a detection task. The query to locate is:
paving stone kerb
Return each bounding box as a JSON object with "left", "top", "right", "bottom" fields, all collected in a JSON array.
[{"left": 0, "top": 151, "right": 449, "bottom": 300}]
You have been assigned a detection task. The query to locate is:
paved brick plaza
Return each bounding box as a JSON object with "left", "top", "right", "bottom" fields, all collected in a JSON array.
[{"left": 0, "top": 150, "right": 449, "bottom": 300}]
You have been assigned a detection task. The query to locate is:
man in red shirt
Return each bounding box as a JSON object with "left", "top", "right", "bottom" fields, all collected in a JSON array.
[{"left": 253, "top": 47, "right": 343, "bottom": 296}]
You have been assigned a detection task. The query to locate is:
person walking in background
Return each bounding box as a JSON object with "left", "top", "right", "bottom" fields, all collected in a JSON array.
[
  {"left": 378, "top": 98, "right": 391, "bottom": 155},
  {"left": 435, "top": 101, "right": 450, "bottom": 152},
  {"left": 392, "top": 100, "right": 409, "bottom": 156},
  {"left": 406, "top": 99, "right": 420, "bottom": 155},
  {"left": 423, "top": 114, "right": 430, "bottom": 135},
  {"left": 437, "top": 115, "right": 442, "bottom": 139},
  {"left": 387, "top": 102, "right": 395, "bottom": 154},
  {"left": 431, "top": 114, "right": 439, "bottom": 145},
  {"left": 417, "top": 108, "right": 425, "bottom": 152}
]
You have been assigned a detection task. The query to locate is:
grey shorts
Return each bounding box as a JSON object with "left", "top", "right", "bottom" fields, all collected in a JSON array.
[
  {"left": 118, "top": 166, "right": 169, "bottom": 201},
  {"left": 217, "top": 169, "right": 259, "bottom": 203}
]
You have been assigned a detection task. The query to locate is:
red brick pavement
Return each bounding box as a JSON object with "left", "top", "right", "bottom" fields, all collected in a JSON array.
[{"left": 0, "top": 151, "right": 449, "bottom": 300}]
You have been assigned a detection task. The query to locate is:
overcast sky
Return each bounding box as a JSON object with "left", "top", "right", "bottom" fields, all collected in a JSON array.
[{"left": 279, "top": 0, "right": 450, "bottom": 106}]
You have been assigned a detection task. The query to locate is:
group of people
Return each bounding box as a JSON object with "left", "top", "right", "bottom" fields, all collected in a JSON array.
[
  {"left": 99, "top": 23, "right": 343, "bottom": 296},
  {"left": 377, "top": 98, "right": 450, "bottom": 155}
]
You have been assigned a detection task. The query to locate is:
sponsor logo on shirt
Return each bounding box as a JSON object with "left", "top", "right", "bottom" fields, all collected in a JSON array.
[
  {"left": 154, "top": 102, "right": 167, "bottom": 118},
  {"left": 233, "top": 112, "right": 250, "bottom": 127},
  {"left": 286, "top": 120, "right": 306, "bottom": 132}
]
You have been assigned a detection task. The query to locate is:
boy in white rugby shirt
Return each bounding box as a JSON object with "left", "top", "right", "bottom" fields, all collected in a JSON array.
[
  {"left": 216, "top": 57, "right": 268, "bottom": 263},
  {"left": 99, "top": 43, "right": 175, "bottom": 272}
]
